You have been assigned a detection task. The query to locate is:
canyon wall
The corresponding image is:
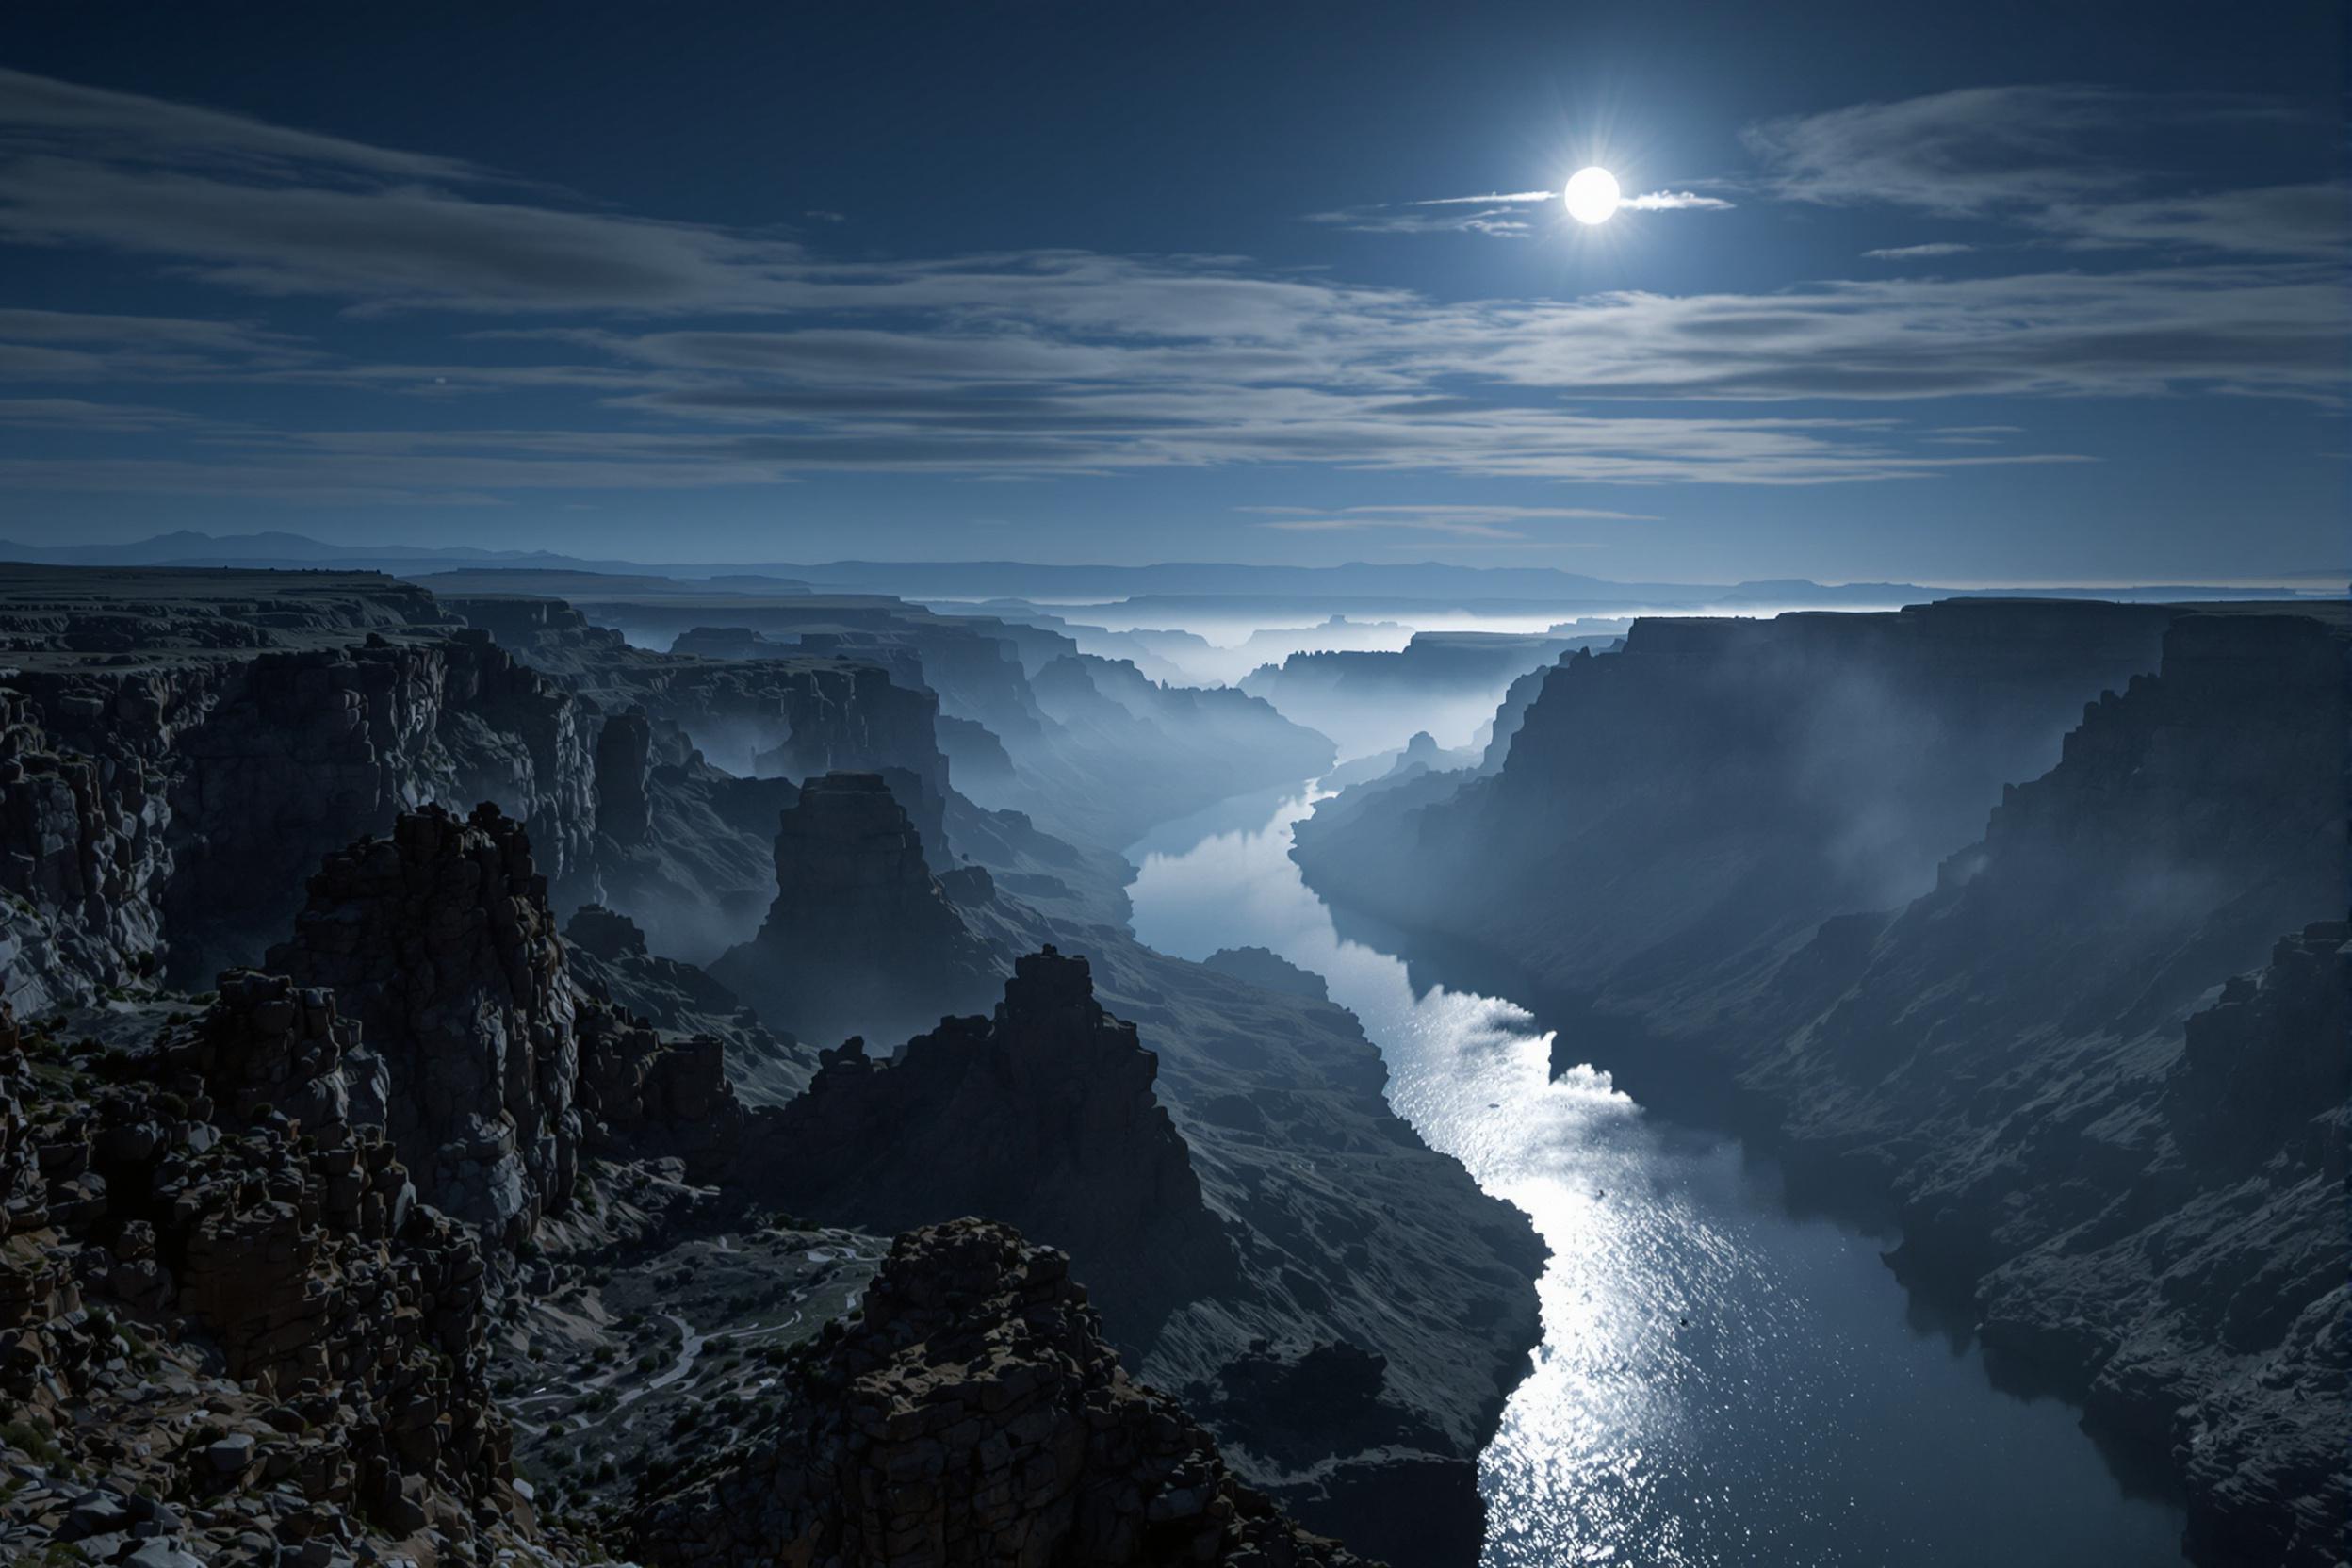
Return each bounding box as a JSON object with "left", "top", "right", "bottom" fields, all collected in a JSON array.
[
  {"left": 0, "top": 581, "right": 602, "bottom": 1006},
  {"left": 1293, "top": 600, "right": 2349, "bottom": 1567}
]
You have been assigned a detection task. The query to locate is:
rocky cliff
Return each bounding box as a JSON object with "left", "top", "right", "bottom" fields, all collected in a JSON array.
[
  {"left": 267, "top": 802, "right": 586, "bottom": 1247},
  {"left": 0, "top": 977, "right": 528, "bottom": 1564},
  {"left": 1015, "top": 653, "right": 1336, "bottom": 850},
  {"left": 460, "top": 578, "right": 1352, "bottom": 868},
  {"left": 1295, "top": 597, "right": 2180, "bottom": 1016},
  {"left": 449, "top": 591, "right": 962, "bottom": 957},
  {"left": 1740, "top": 610, "right": 2349, "bottom": 1566},
  {"left": 711, "top": 772, "right": 1004, "bottom": 1048},
  {"left": 635, "top": 1218, "right": 1376, "bottom": 1568},
  {"left": 1295, "top": 599, "right": 2348, "bottom": 1567},
  {"left": 1240, "top": 629, "right": 1606, "bottom": 759},
  {"left": 268, "top": 802, "right": 751, "bottom": 1247},
  {"left": 754, "top": 947, "right": 1236, "bottom": 1331},
  {"left": 0, "top": 571, "right": 604, "bottom": 1008}
]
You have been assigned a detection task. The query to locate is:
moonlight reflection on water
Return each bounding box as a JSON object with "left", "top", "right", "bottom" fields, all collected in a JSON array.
[{"left": 1126, "top": 782, "right": 2185, "bottom": 1568}]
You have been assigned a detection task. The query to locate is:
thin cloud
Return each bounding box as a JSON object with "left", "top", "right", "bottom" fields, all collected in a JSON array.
[
  {"left": 1865, "top": 242, "right": 1978, "bottom": 260},
  {"left": 1243, "top": 504, "right": 1656, "bottom": 524},
  {"left": 1409, "top": 190, "right": 1560, "bottom": 206},
  {"left": 1256, "top": 517, "right": 1537, "bottom": 540},
  {"left": 1620, "top": 191, "right": 1735, "bottom": 211},
  {"left": 1307, "top": 204, "right": 1536, "bottom": 237},
  {"left": 1745, "top": 86, "right": 2344, "bottom": 259},
  {"left": 1321, "top": 185, "right": 1736, "bottom": 231}
]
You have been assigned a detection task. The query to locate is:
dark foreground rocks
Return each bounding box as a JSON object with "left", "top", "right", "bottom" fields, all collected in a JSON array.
[
  {"left": 635, "top": 1218, "right": 1380, "bottom": 1568},
  {"left": 0, "top": 982, "right": 530, "bottom": 1566}
]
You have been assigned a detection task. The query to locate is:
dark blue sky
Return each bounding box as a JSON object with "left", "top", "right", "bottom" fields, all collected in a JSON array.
[{"left": 0, "top": 0, "right": 2343, "bottom": 583}]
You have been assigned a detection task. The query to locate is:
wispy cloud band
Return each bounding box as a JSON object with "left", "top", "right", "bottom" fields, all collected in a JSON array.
[{"left": 0, "top": 69, "right": 2337, "bottom": 513}]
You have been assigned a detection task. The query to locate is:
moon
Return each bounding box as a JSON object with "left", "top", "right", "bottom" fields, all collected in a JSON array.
[{"left": 1564, "top": 166, "right": 1621, "bottom": 225}]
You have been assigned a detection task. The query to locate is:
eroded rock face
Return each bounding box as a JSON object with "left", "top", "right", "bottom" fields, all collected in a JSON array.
[
  {"left": 0, "top": 988, "right": 523, "bottom": 1562},
  {"left": 169, "top": 969, "right": 356, "bottom": 1131},
  {"left": 0, "top": 616, "right": 602, "bottom": 1004},
  {"left": 712, "top": 772, "right": 1003, "bottom": 1048},
  {"left": 1295, "top": 597, "right": 2180, "bottom": 1004},
  {"left": 564, "top": 903, "right": 815, "bottom": 1104},
  {"left": 268, "top": 802, "right": 583, "bottom": 1247},
  {"left": 755, "top": 947, "right": 1234, "bottom": 1331},
  {"left": 0, "top": 995, "right": 31, "bottom": 1242},
  {"left": 1299, "top": 602, "right": 2346, "bottom": 1568},
  {"left": 452, "top": 597, "right": 954, "bottom": 810},
  {"left": 575, "top": 1004, "right": 744, "bottom": 1184},
  {"left": 594, "top": 705, "right": 654, "bottom": 846},
  {"left": 635, "top": 1219, "right": 1377, "bottom": 1568}
]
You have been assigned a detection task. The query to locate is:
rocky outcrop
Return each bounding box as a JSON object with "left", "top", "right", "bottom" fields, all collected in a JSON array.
[
  {"left": 269, "top": 802, "right": 584, "bottom": 1246},
  {"left": 167, "top": 969, "right": 357, "bottom": 1131},
  {"left": 754, "top": 947, "right": 1235, "bottom": 1331},
  {"left": 711, "top": 772, "right": 1003, "bottom": 1048},
  {"left": 449, "top": 591, "right": 965, "bottom": 956},
  {"left": 163, "top": 631, "right": 599, "bottom": 981},
  {"left": 634, "top": 1219, "right": 1377, "bottom": 1568},
  {"left": 1201, "top": 946, "right": 1331, "bottom": 1003},
  {"left": 0, "top": 681, "right": 172, "bottom": 1011},
  {"left": 575, "top": 1004, "right": 744, "bottom": 1185},
  {"left": 0, "top": 984, "right": 526, "bottom": 1564}
]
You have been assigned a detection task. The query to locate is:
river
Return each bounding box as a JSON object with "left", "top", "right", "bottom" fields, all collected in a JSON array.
[{"left": 1127, "top": 780, "right": 2188, "bottom": 1568}]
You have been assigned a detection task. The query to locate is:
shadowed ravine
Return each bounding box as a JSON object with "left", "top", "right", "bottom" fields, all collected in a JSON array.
[{"left": 1128, "top": 781, "right": 2190, "bottom": 1568}]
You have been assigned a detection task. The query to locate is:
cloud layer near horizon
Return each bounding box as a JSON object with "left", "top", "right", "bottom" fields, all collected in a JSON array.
[{"left": 0, "top": 69, "right": 2340, "bottom": 516}]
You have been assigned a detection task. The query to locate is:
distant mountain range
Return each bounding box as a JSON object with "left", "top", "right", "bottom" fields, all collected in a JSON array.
[{"left": 0, "top": 530, "right": 2323, "bottom": 607}]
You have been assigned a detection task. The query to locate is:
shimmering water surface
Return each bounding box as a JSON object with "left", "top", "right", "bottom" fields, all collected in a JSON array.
[{"left": 1127, "top": 782, "right": 2187, "bottom": 1568}]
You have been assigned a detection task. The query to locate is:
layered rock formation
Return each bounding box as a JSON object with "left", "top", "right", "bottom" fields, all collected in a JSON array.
[
  {"left": 458, "top": 577, "right": 1338, "bottom": 863},
  {"left": 0, "top": 571, "right": 603, "bottom": 1006},
  {"left": 449, "top": 591, "right": 961, "bottom": 957},
  {"left": 635, "top": 1219, "right": 1376, "bottom": 1568},
  {"left": 755, "top": 947, "right": 1235, "bottom": 1331},
  {"left": 449, "top": 594, "right": 955, "bottom": 799},
  {"left": 712, "top": 772, "right": 1004, "bottom": 1048}
]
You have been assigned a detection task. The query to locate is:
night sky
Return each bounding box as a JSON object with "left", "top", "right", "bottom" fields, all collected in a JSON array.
[{"left": 0, "top": 0, "right": 2343, "bottom": 583}]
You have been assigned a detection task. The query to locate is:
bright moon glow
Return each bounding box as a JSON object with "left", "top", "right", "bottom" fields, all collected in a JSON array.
[{"left": 1564, "top": 166, "right": 1621, "bottom": 225}]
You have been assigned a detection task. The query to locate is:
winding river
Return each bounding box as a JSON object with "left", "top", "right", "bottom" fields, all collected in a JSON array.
[{"left": 1127, "top": 780, "right": 2187, "bottom": 1568}]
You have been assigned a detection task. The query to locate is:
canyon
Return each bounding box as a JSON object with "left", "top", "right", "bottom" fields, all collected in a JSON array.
[{"left": 0, "top": 566, "right": 2337, "bottom": 1568}]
